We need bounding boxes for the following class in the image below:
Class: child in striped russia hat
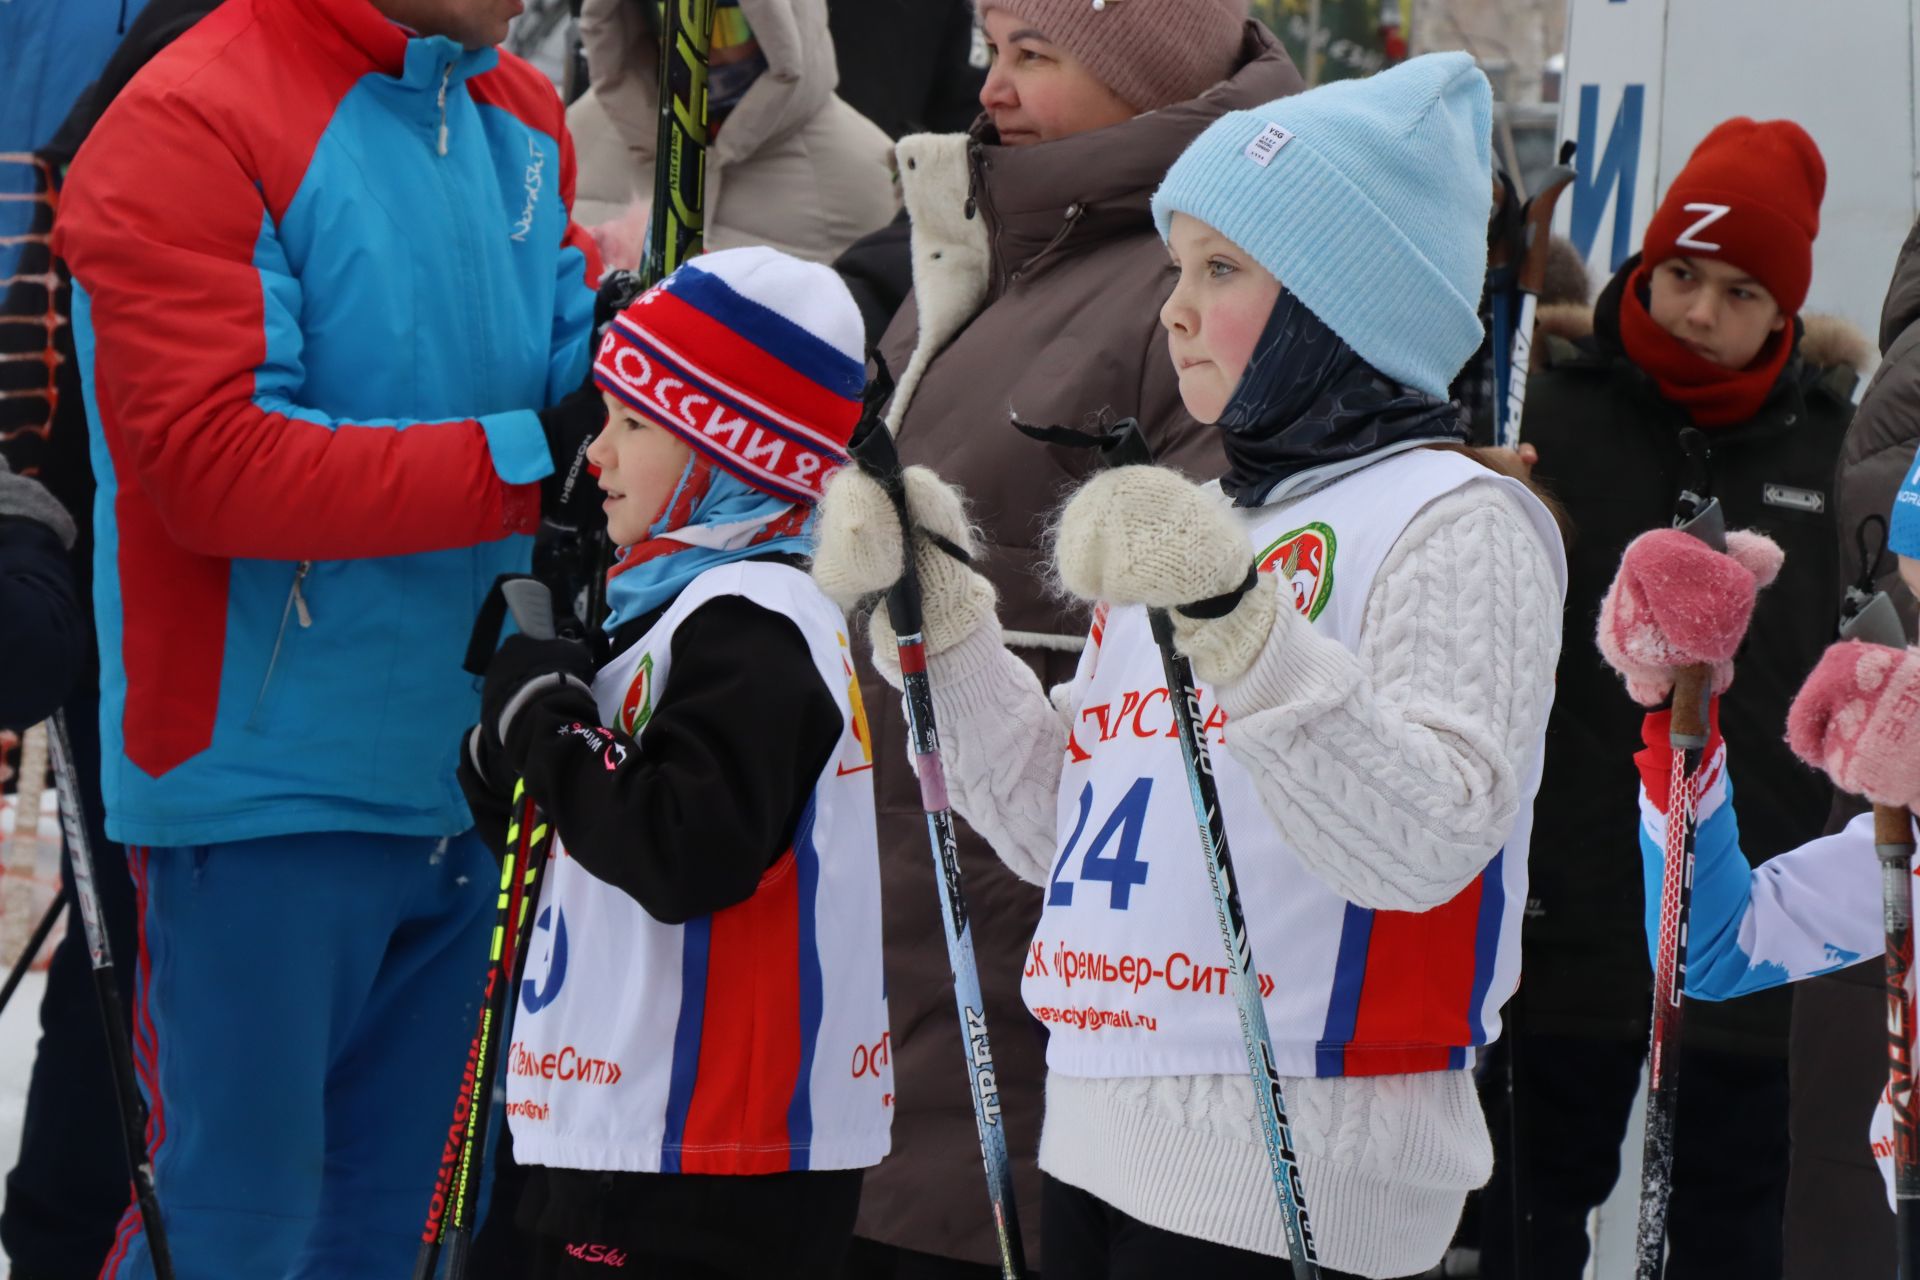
[461,245,892,1279]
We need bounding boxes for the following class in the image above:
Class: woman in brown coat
[848,4,1304,1274]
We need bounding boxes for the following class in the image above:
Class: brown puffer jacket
[852,23,1304,1269]
[1783,217,1920,1280]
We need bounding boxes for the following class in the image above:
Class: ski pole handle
[1669,666,1711,751]
[501,576,558,642]
[1881,806,1916,850]
[858,439,931,642]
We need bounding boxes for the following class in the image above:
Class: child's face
[1646,255,1787,371]
[978,8,1137,146]
[589,394,695,547]
[1160,213,1283,425]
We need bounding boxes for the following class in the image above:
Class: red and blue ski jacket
[53,0,600,848]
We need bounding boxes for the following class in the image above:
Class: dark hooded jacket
[1518,258,1871,1055]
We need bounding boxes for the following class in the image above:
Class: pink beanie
[978,0,1250,112]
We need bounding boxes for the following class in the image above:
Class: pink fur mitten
[1596,527,1784,706]
[1787,641,1920,809]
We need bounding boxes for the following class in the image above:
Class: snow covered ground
[0,970,47,1279]
[0,780,64,1280]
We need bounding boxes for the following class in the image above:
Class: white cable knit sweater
[899,476,1563,1277]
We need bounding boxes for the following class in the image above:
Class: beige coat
[569,0,898,264]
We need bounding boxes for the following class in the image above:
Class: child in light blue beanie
[813,50,1569,1280]
[1152,49,1492,406]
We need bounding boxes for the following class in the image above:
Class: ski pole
[1633,487,1725,1280]
[850,374,1027,1280]
[47,711,174,1279]
[1837,567,1920,1274]
[1877,803,1920,1278]
[582,0,715,633]
[1013,416,1321,1276]
[1497,141,1577,449]
[414,578,562,1280]
[0,893,65,1018]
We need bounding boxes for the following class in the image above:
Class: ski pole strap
[926,531,974,568]
[1176,565,1259,621]
[1010,415,1155,469]
[1013,415,1252,619]
[845,353,900,477]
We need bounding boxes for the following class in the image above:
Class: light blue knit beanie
[1151,52,1492,401]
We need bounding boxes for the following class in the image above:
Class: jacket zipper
[436,64,453,156]
[1013,203,1086,283]
[251,561,314,725]
[969,143,1006,293]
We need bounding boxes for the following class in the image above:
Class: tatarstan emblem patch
[1255,522,1336,621]
[619,653,655,736]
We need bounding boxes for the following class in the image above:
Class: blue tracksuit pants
[99,830,495,1279]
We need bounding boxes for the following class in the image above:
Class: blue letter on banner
[1569,82,1644,272]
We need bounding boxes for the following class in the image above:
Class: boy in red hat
[1485,119,1876,1279]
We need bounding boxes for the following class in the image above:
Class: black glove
[457,724,514,860]
[480,632,598,774]
[537,381,607,534]
[595,269,643,332]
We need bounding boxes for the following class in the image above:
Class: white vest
[509,561,893,1173]
[1024,449,1565,1081]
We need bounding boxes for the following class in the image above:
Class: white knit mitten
[1053,466,1278,686]
[812,463,998,681]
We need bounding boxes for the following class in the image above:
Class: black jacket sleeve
[508,595,844,925]
[0,516,84,730]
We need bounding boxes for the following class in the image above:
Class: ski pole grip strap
[1670,665,1711,749]
[925,531,973,568]
[1176,565,1259,621]
[1011,416,1156,470]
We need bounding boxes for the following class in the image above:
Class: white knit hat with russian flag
[592,246,867,504]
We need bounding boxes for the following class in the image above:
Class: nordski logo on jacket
[511,135,546,243]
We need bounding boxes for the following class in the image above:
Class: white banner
[1556,0,1917,348]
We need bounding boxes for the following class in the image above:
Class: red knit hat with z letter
[1641,117,1826,316]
